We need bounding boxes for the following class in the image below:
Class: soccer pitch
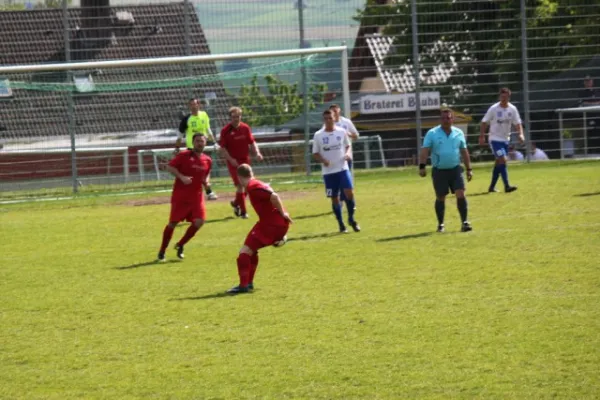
[1,161,599,399]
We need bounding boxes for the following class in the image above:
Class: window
[0,78,13,99]
[73,74,95,93]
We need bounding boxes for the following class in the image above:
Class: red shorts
[244,222,289,252]
[227,159,250,186]
[169,199,206,223]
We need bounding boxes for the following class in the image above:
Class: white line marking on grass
[0,189,172,205]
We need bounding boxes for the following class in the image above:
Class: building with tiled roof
[0,1,230,143]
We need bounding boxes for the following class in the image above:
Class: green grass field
[1,162,600,399]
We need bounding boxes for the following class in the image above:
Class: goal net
[0,47,384,197]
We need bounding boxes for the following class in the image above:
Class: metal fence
[1,0,599,196]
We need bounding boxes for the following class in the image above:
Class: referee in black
[419,108,473,233]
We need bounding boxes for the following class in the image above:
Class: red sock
[159,225,175,252]
[236,192,247,214]
[237,253,252,288]
[177,224,199,246]
[249,253,259,283]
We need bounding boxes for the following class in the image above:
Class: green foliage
[235,74,328,126]
[354,0,600,111]
[1,163,599,399]
[0,0,71,10]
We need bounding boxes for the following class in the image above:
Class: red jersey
[219,122,255,162]
[168,150,212,202]
[246,179,288,227]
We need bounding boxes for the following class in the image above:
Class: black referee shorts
[432,166,465,198]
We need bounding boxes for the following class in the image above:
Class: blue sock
[490,165,500,190]
[498,163,509,188]
[345,199,355,223]
[332,203,343,227]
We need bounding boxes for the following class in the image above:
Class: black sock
[205,187,213,195]
[435,200,445,225]
[457,197,468,223]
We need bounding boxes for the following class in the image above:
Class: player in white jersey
[329,104,360,205]
[479,87,524,193]
[312,110,360,233]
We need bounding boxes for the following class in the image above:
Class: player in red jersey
[226,164,293,294]
[218,107,263,219]
[157,134,212,261]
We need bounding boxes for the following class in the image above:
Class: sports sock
[498,163,509,188]
[332,203,344,227]
[457,197,468,223]
[490,165,500,189]
[345,199,356,222]
[236,192,247,214]
[237,253,252,288]
[435,200,445,225]
[205,186,213,195]
[177,224,199,246]
[159,225,175,252]
[249,253,259,284]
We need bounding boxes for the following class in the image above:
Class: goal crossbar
[0,46,348,74]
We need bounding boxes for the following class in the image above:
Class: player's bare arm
[270,192,293,224]
[219,147,238,166]
[515,123,525,144]
[419,147,431,177]
[251,142,263,162]
[166,165,192,185]
[206,127,217,144]
[344,145,352,161]
[460,148,473,181]
[313,152,330,167]
[479,122,488,146]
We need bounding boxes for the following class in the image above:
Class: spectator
[508,145,524,161]
[579,76,600,106]
[530,142,549,161]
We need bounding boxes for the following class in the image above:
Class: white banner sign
[359,92,441,114]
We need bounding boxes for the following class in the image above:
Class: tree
[234,74,328,126]
[354,0,600,112]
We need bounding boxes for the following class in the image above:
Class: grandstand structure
[0,0,230,141]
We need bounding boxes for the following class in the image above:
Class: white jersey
[336,116,359,138]
[312,127,350,175]
[531,148,549,161]
[482,102,522,142]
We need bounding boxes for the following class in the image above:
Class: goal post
[0,46,354,195]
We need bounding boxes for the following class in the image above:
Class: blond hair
[229,106,242,116]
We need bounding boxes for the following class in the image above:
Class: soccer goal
[0,46,363,195]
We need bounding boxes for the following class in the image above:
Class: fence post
[183,0,193,100]
[411,0,422,159]
[298,0,311,175]
[520,0,532,162]
[63,0,78,193]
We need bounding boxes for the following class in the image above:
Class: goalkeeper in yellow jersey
[176,98,218,200]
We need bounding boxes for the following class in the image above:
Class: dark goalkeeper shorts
[432,166,465,197]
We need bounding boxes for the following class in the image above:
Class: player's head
[236,163,253,186]
[499,88,511,104]
[323,109,335,130]
[188,98,200,113]
[329,104,341,120]
[229,106,242,127]
[440,108,454,127]
[584,75,593,88]
[192,133,207,153]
